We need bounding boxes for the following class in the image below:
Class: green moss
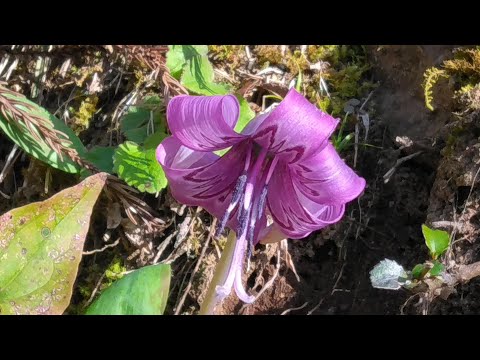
[217,236,227,251]
[208,45,245,73]
[78,286,91,299]
[255,46,310,75]
[105,256,127,283]
[423,67,449,111]
[208,45,244,62]
[256,45,285,67]
[285,50,310,76]
[306,46,373,117]
[70,65,79,75]
[316,94,331,113]
[134,68,147,87]
[72,63,103,87]
[459,83,475,94]
[307,45,341,64]
[188,235,202,258]
[69,95,99,134]
[235,45,373,117]
[423,47,480,111]
[330,64,370,98]
[444,47,480,79]
[65,256,126,315]
[330,97,347,116]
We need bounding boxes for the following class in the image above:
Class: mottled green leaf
[422,224,450,260]
[0,173,107,314]
[85,264,171,315]
[113,141,167,194]
[0,91,86,173]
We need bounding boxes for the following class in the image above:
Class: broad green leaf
[120,95,166,145]
[214,96,255,157]
[144,131,168,150]
[166,45,208,80]
[411,264,427,279]
[85,263,171,315]
[0,91,87,173]
[84,146,115,173]
[429,261,445,277]
[167,45,231,95]
[181,53,230,95]
[166,46,185,79]
[0,173,107,314]
[80,146,116,179]
[421,224,450,260]
[113,141,167,194]
[167,45,230,95]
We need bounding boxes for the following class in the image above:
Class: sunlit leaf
[411,264,427,279]
[0,91,86,173]
[166,45,230,95]
[422,224,450,260]
[113,141,167,194]
[84,146,115,173]
[0,173,107,314]
[429,261,445,277]
[120,95,166,145]
[85,264,171,315]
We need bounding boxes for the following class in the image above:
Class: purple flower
[156,88,365,303]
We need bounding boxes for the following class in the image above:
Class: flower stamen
[216,173,247,238]
[215,143,253,238]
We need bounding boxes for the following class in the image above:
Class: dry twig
[174,218,217,315]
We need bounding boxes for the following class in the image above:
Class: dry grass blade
[105,175,166,234]
[0,85,74,162]
[111,45,188,97]
[0,144,20,186]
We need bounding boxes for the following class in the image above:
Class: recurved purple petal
[167,94,246,152]
[266,163,346,239]
[156,136,247,223]
[251,88,339,164]
[292,142,366,205]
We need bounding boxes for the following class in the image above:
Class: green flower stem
[199,230,237,315]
